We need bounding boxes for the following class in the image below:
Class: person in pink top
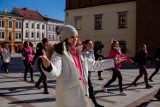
[101,40,132,96]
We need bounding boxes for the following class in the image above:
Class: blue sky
[0,0,65,21]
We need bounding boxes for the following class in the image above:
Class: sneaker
[30,79,34,83]
[154,94,160,100]
[149,78,154,82]
[95,104,104,107]
[146,85,153,89]
[35,84,41,89]
[131,82,137,86]
[120,91,127,96]
[98,77,103,80]
[101,87,107,92]
[43,91,49,94]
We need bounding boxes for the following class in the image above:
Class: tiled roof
[12,7,44,21]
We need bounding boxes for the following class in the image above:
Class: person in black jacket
[94,41,105,80]
[33,38,49,94]
[149,47,160,82]
[131,44,153,88]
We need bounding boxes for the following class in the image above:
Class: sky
[0,0,66,21]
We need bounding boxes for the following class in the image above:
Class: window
[52,26,55,31]
[31,32,34,38]
[15,22,22,29]
[42,33,44,38]
[19,22,22,29]
[74,16,82,30]
[94,14,103,30]
[118,11,128,28]
[37,32,39,38]
[31,23,34,28]
[9,21,12,28]
[8,32,12,41]
[0,20,5,27]
[42,25,45,29]
[37,24,40,29]
[25,30,29,38]
[26,22,29,28]
[119,40,126,54]
[15,32,22,40]
[0,31,5,39]
[48,26,51,31]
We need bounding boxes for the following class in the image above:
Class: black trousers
[24,61,33,81]
[103,69,123,92]
[35,63,48,92]
[3,62,9,72]
[149,62,160,80]
[88,76,98,106]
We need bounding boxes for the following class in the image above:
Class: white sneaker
[120,91,127,96]
[101,87,108,92]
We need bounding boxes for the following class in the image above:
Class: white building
[12,7,46,49]
[44,17,64,45]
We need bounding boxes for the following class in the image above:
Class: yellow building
[0,10,23,53]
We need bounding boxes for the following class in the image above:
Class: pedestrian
[101,40,132,96]
[131,44,153,88]
[21,41,34,82]
[33,38,49,94]
[94,41,106,80]
[0,45,4,70]
[82,39,104,107]
[1,44,11,73]
[40,25,121,107]
[149,47,160,82]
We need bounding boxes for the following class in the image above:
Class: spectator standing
[1,44,11,73]
[94,41,106,80]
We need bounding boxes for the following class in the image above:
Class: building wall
[136,0,160,53]
[65,1,136,57]
[46,21,63,41]
[23,19,46,49]
[0,15,23,53]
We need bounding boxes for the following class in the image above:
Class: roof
[65,0,136,10]
[12,7,45,21]
[0,11,23,18]
[44,17,64,23]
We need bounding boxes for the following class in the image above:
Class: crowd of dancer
[0,24,159,107]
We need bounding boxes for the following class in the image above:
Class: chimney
[22,7,27,10]
[4,8,8,13]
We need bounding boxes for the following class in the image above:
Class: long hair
[54,39,71,55]
[23,41,29,47]
[110,40,118,50]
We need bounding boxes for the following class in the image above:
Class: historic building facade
[45,17,64,45]
[12,7,46,50]
[65,0,136,57]
[0,9,23,53]
[65,0,160,56]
